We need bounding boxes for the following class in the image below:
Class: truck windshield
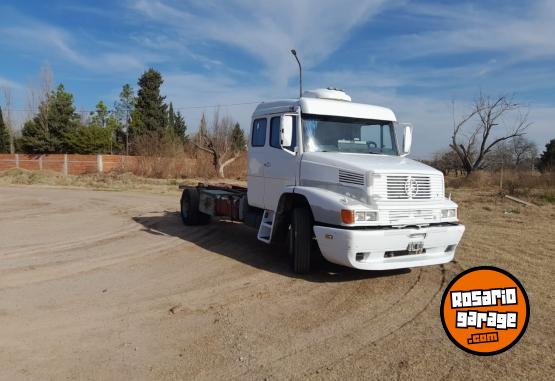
[302,114,398,155]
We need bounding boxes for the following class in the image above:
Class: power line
[6,100,263,113]
[175,101,261,110]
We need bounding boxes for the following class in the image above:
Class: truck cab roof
[253,89,397,122]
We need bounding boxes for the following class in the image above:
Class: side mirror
[402,124,413,156]
[280,115,293,147]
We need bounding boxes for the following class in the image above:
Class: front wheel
[290,207,313,274]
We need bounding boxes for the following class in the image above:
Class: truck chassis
[179,183,315,273]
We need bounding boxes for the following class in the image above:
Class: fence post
[39,155,43,171]
[63,154,68,176]
[15,153,19,169]
[97,154,104,173]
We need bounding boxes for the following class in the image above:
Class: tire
[180,188,211,226]
[290,207,312,274]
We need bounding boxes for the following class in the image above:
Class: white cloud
[0,77,22,90]
[160,70,468,158]
[161,72,283,136]
[0,17,146,74]
[1,0,552,157]
[131,0,392,85]
[393,0,555,60]
[161,67,554,159]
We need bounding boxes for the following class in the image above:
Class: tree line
[0,68,247,177]
[3,74,553,175]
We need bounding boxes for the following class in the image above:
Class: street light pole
[291,49,303,98]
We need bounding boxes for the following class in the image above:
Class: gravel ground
[0,185,553,380]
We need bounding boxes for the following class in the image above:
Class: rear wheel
[290,207,313,274]
[180,188,210,226]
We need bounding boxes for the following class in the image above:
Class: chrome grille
[388,209,435,223]
[339,169,365,186]
[386,175,432,200]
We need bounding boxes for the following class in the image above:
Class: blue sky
[0,0,553,157]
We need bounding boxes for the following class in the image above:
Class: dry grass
[0,168,246,194]
[446,170,555,204]
[131,151,247,180]
[130,133,248,180]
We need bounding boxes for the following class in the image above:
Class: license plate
[407,241,424,254]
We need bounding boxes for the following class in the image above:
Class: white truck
[179,88,465,274]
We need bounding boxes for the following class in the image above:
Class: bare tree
[1,87,15,153]
[450,94,531,175]
[511,136,537,168]
[193,111,243,178]
[487,141,513,171]
[26,66,53,130]
[36,67,53,133]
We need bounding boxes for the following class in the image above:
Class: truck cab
[246,88,464,272]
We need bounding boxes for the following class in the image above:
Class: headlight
[441,209,457,219]
[355,211,378,222]
[341,210,378,224]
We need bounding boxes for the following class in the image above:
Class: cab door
[247,117,267,209]
[263,115,299,211]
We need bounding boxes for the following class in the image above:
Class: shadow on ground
[133,211,410,283]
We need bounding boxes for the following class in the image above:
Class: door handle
[264,162,271,167]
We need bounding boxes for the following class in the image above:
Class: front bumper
[313,223,465,270]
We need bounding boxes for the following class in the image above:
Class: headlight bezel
[355,210,378,222]
[441,208,457,219]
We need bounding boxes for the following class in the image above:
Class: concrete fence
[0,154,139,175]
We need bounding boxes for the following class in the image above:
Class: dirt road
[0,186,553,380]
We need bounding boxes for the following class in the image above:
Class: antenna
[290,49,303,98]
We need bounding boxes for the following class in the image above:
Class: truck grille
[388,209,435,223]
[386,175,433,200]
[338,169,365,186]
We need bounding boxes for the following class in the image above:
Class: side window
[251,118,267,147]
[270,115,297,151]
[270,117,281,148]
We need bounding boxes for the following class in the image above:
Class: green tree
[86,100,124,154]
[114,84,135,155]
[168,102,175,133]
[90,101,109,128]
[166,103,187,144]
[130,69,168,143]
[20,118,53,153]
[49,84,80,151]
[0,106,10,153]
[64,125,113,154]
[20,84,80,153]
[537,139,555,172]
[231,123,246,152]
[114,84,135,125]
[173,110,188,143]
